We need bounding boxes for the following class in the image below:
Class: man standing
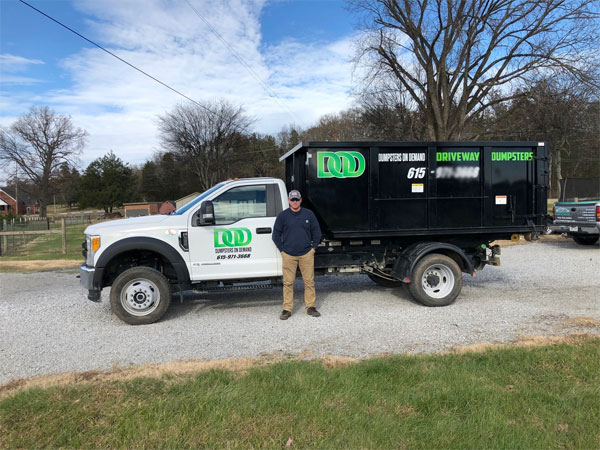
[272,190,322,320]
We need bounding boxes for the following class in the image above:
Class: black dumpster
[280,141,549,239]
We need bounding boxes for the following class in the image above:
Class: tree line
[1,0,598,214]
[0,104,299,216]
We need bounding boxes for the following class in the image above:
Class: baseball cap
[288,190,301,200]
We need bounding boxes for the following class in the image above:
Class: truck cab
[80,178,288,324]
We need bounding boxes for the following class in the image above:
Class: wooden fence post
[2,220,6,255]
[61,218,67,254]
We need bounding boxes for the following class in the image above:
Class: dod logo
[317,151,366,178]
[214,227,252,247]
[214,228,253,260]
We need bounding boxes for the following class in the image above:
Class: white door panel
[187,183,281,281]
[189,217,279,280]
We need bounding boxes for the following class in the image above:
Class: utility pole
[15,163,18,216]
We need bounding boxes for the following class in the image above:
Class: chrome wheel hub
[421,264,454,299]
[121,279,160,316]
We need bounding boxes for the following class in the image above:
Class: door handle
[256,227,272,234]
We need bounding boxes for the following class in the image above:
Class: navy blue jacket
[272,207,322,256]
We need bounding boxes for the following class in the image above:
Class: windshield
[172,182,228,215]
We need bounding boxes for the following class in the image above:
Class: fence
[0,214,98,257]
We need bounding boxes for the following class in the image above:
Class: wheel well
[435,250,465,271]
[102,250,177,287]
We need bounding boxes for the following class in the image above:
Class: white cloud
[1,0,357,173]
[0,54,45,86]
[0,54,44,69]
[0,75,45,85]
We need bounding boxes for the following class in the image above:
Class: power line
[18,0,250,132]
[183,0,306,129]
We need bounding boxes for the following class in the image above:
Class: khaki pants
[281,249,315,312]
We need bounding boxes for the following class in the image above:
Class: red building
[159,201,176,214]
[0,187,40,215]
[123,202,161,218]
[123,201,177,218]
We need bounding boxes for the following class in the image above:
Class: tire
[367,272,404,288]
[408,254,462,307]
[110,266,172,325]
[572,235,599,246]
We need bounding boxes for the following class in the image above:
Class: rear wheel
[367,272,404,288]
[572,235,599,245]
[408,254,462,307]
[110,266,171,325]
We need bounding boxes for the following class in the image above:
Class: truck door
[188,183,282,281]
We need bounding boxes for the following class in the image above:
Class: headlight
[85,235,101,266]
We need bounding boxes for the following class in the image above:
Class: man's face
[288,197,302,211]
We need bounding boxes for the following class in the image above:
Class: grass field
[0,223,86,260]
[1,338,598,449]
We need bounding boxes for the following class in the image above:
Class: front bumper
[79,265,101,302]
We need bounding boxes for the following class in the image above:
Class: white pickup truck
[80,178,288,324]
[80,141,549,325]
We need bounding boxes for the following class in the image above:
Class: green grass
[1,339,599,449]
[0,224,86,260]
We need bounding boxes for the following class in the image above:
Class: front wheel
[110,266,172,325]
[408,254,462,307]
[572,235,599,246]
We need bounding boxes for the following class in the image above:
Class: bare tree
[301,109,367,141]
[158,100,254,191]
[359,87,427,140]
[483,78,600,196]
[0,106,86,216]
[353,0,599,140]
[276,125,302,152]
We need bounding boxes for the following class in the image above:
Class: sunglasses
[289,198,301,202]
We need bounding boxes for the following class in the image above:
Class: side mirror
[197,200,215,226]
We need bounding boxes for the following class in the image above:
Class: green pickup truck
[552,177,599,245]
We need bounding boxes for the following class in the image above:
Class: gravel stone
[0,239,599,384]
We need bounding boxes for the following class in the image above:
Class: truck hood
[85,215,175,235]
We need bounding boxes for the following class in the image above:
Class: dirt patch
[319,355,359,369]
[449,333,597,354]
[561,317,600,328]
[514,333,599,347]
[0,260,81,272]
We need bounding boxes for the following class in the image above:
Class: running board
[193,281,281,294]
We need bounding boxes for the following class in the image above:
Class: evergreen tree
[78,151,137,214]
[139,161,162,201]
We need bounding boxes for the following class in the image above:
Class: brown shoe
[307,307,321,317]
[280,310,292,320]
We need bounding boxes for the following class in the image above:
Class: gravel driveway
[1,239,598,384]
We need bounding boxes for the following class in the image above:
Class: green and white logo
[317,151,366,178]
[214,227,252,248]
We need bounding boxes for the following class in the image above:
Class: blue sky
[0,0,360,180]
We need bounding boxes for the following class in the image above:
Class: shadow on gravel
[165,290,281,320]
[372,282,417,304]
[164,275,417,320]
